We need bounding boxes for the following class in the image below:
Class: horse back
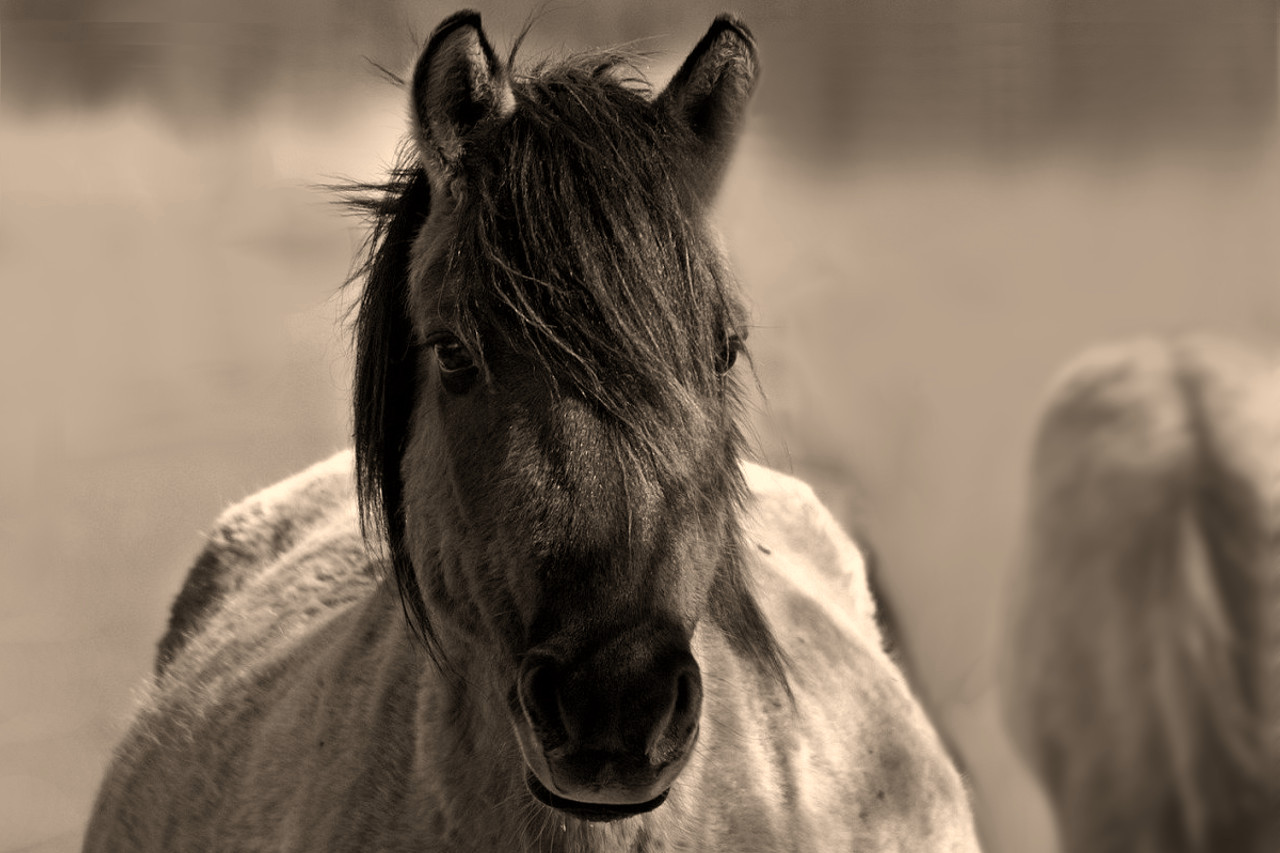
[1006,337,1280,853]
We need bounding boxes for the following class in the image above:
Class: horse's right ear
[411,11,514,195]
[658,15,759,201]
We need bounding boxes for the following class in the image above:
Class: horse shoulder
[88,586,425,852]
[155,450,360,672]
[738,461,882,647]
[88,451,422,851]
[731,461,981,851]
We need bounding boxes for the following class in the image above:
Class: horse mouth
[525,773,669,823]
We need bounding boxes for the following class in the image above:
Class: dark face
[399,200,745,819]
[387,10,761,822]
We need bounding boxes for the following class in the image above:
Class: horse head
[352,11,786,822]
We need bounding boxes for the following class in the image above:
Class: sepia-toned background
[2,1,1277,851]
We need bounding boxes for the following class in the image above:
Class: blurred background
[2,1,1277,851]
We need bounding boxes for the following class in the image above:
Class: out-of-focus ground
[2,2,1278,852]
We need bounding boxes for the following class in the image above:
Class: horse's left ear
[411,10,514,195]
[658,15,759,200]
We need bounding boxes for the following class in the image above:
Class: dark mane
[342,153,435,657]
[343,47,788,690]
[451,56,741,441]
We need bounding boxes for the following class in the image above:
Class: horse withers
[84,12,980,851]
[1004,336,1280,853]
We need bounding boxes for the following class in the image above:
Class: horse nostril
[672,665,701,732]
[518,642,703,776]
[518,655,570,749]
[648,658,702,762]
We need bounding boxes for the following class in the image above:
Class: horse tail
[1003,337,1280,853]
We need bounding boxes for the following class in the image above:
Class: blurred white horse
[82,10,980,852]
[1004,336,1280,853]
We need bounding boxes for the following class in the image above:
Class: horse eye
[432,338,479,393]
[715,334,742,375]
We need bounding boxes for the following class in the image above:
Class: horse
[1003,336,1280,853]
[82,12,981,851]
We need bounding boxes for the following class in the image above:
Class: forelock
[436,52,747,448]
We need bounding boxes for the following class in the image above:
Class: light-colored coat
[84,451,980,852]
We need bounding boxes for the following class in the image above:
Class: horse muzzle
[511,632,703,822]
